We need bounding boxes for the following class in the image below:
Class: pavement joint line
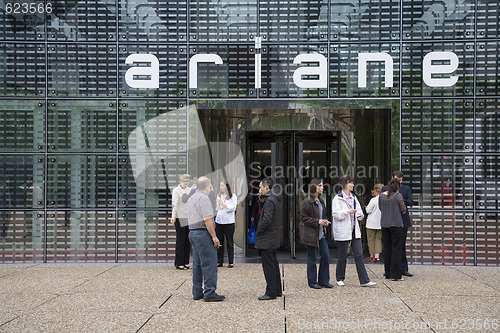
[136,314,155,333]
[175,279,187,290]
[399,297,413,312]
[0,263,41,279]
[382,281,394,293]
[452,267,478,280]
[284,315,287,333]
[453,267,500,292]
[95,263,122,277]
[419,317,436,332]
[2,294,62,326]
[0,315,20,328]
[158,294,173,309]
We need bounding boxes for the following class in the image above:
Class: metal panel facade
[0,0,499,265]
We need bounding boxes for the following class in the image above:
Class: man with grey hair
[187,176,225,302]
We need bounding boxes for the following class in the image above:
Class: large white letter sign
[358,53,394,88]
[292,54,328,89]
[423,51,459,87]
[189,54,223,89]
[125,54,160,89]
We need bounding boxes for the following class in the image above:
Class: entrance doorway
[195,102,393,260]
[247,131,340,258]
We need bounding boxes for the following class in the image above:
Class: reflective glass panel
[0,100,45,152]
[401,42,474,97]
[189,44,254,98]
[401,99,474,153]
[47,1,116,41]
[119,44,186,98]
[402,0,475,40]
[476,156,500,210]
[119,100,187,153]
[118,154,186,208]
[48,100,117,153]
[47,43,117,97]
[0,43,45,97]
[402,155,474,209]
[330,43,399,97]
[0,1,45,40]
[476,213,500,265]
[120,0,187,42]
[476,0,500,39]
[260,0,327,42]
[476,99,500,153]
[262,44,328,98]
[476,42,500,96]
[0,211,44,262]
[118,210,172,261]
[331,0,399,41]
[410,211,474,265]
[189,0,256,42]
[0,155,44,209]
[46,155,116,208]
[46,210,116,262]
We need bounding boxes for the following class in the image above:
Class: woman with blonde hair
[365,183,384,262]
[170,174,192,269]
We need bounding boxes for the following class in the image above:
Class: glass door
[247,131,340,258]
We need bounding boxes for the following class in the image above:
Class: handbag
[248,218,256,244]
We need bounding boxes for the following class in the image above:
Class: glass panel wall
[1,0,499,265]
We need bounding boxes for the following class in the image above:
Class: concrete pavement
[1,263,499,332]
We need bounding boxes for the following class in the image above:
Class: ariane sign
[124,38,459,90]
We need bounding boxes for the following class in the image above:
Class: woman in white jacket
[365,183,384,263]
[215,181,238,268]
[332,176,376,287]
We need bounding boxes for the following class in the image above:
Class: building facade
[1,0,499,265]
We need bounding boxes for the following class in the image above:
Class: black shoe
[320,283,334,288]
[228,264,234,268]
[193,295,203,300]
[403,272,413,277]
[204,294,225,302]
[258,295,276,300]
[218,263,223,267]
[309,284,321,289]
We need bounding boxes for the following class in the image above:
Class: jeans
[336,230,370,284]
[306,237,330,286]
[189,229,218,299]
[215,223,235,265]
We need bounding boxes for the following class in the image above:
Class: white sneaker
[361,281,377,287]
[336,280,345,287]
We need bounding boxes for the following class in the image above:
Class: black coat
[255,187,283,250]
[300,196,328,247]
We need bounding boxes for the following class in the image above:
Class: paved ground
[1,263,499,332]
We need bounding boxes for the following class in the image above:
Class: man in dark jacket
[255,178,282,300]
[382,170,414,277]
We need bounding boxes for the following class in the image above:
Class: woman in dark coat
[379,178,407,281]
[300,179,333,289]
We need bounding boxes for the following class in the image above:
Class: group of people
[364,171,414,279]
[170,174,237,272]
[172,171,413,302]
